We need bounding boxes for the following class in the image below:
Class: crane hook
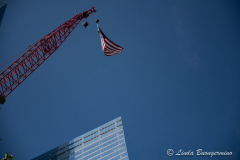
[82,21,88,28]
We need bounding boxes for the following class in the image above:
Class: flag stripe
[104,37,123,49]
[105,39,123,50]
[104,43,122,52]
[100,36,122,52]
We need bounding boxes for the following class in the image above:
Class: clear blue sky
[0,0,240,159]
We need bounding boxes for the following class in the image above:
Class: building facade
[32,117,129,160]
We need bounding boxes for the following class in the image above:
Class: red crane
[0,7,96,104]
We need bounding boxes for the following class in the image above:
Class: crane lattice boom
[0,7,96,104]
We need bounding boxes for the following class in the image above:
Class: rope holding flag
[96,19,123,56]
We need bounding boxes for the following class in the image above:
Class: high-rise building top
[0,1,7,8]
[32,117,129,160]
[0,0,7,26]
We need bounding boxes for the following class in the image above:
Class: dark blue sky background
[0,0,240,159]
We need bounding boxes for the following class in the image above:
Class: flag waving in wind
[97,24,123,56]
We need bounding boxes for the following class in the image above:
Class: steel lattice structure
[0,7,96,104]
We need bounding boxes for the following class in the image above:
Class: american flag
[98,26,123,56]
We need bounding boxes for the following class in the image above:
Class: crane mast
[0,7,96,104]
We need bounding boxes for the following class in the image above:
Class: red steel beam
[0,7,96,101]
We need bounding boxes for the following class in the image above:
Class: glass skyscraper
[32,117,129,160]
